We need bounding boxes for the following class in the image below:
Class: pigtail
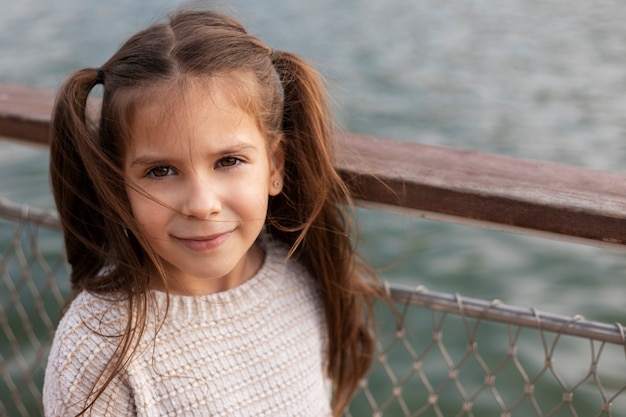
[50,69,111,293]
[269,51,378,416]
[268,51,338,243]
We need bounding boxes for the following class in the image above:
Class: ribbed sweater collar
[147,234,292,323]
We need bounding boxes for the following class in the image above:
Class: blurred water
[1,0,625,391]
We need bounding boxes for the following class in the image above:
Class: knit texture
[43,236,331,416]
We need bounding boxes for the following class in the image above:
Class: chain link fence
[0,199,69,417]
[347,286,626,417]
[1,198,625,417]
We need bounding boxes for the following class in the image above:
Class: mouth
[174,231,232,252]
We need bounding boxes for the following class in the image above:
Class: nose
[180,175,222,219]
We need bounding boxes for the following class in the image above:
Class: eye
[216,157,241,168]
[147,166,176,178]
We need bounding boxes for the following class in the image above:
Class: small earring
[273,180,281,188]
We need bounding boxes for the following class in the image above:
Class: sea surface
[2,0,626,414]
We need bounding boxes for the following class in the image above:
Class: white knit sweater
[43,237,331,416]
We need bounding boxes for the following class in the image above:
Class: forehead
[124,75,268,160]
[129,73,261,130]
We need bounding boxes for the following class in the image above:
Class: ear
[268,138,285,196]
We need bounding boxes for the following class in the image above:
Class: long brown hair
[50,8,378,416]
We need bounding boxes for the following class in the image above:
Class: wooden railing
[3,82,626,249]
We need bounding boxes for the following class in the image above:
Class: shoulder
[260,234,325,319]
[257,235,322,308]
[51,290,128,346]
[261,233,310,280]
[43,291,132,416]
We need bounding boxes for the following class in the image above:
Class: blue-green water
[2,0,626,415]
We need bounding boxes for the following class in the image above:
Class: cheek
[126,179,174,212]
[126,189,165,229]
[228,177,271,215]
[126,187,144,217]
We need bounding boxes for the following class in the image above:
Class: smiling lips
[174,231,232,252]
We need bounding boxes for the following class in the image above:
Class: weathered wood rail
[3,82,626,249]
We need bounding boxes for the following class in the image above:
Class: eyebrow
[129,142,259,167]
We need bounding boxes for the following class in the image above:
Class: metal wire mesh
[1,198,625,417]
[0,199,69,417]
[346,287,626,417]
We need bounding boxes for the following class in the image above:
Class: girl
[44,8,378,417]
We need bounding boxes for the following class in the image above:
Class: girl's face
[124,79,283,295]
